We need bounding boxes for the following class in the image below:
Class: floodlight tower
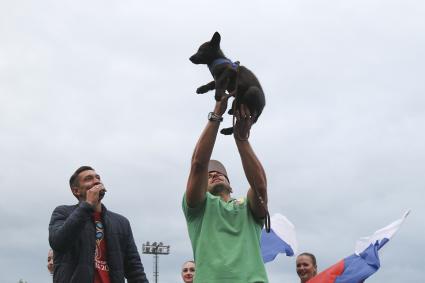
[142,241,170,283]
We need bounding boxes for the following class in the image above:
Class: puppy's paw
[220,127,234,135]
[196,86,209,94]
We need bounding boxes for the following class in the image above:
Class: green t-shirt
[182,192,269,283]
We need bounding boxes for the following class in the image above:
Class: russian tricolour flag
[308,210,410,283]
[260,213,298,263]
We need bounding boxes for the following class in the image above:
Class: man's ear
[211,32,221,48]
[71,187,80,198]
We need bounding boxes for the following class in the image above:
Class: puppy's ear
[211,32,221,48]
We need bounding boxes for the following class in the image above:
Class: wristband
[208,112,223,122]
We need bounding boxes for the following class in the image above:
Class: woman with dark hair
[296,252,317,283]
[181,260,195,283]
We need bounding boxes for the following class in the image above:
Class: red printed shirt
[93,212,111,283]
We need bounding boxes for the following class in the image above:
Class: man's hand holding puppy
[234,104,255,141]
[213,94,231,117]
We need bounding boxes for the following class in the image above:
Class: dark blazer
[49,202,149,283]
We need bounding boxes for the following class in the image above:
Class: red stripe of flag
[307,259,345,283]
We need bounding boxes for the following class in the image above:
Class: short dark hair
[298,252,317,268]
[69,166,94,188]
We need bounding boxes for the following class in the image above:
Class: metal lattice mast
[142,241,170,283]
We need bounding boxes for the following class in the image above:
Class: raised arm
[49,186,105,252]
[234,104,268,219]
[186,95,229,208]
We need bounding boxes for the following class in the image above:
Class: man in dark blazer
[49,166,149,283]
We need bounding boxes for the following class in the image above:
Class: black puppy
[189,32,265,136]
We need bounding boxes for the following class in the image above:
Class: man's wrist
[213,103,225,116]
[80,201,96,212]
[235,136,249,143]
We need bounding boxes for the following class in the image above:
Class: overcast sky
[1,0,424,282]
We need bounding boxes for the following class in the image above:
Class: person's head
[69,166,104,201]
[47,249,54,275]
[181,260,195,283]
[296,252,317,283]
[207,160,232,198]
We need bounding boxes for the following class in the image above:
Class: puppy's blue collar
[208,58,238,74]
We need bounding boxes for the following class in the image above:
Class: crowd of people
[177,254,318,283]
[48,251,318,282]
[47,94,320,283]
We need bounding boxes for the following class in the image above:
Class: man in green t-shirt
[183,95,269,283]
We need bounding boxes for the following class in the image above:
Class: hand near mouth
[86,184,107,208]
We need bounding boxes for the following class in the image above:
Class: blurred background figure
[47,249,54,275]
[181,260,195,283]
[296,252,317,283]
